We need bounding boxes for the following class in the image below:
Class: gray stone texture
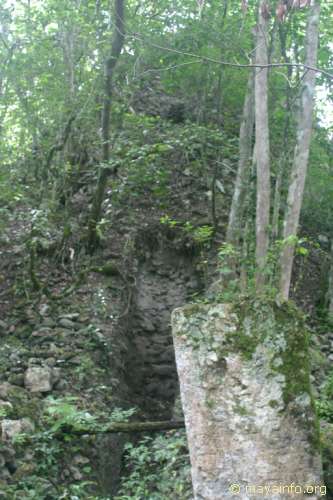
[172,302,323,500]
[24,366,53,392]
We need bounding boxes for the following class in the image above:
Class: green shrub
[116,431,192,500]
[317,369,333,422]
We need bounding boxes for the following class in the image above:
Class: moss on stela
[233,403,249,416]
[232,300,317,430]
[206,299,274,361]
[205,397,216,409]
[273,311,310,406]
[180,303,204,319]
[213,299,311,399]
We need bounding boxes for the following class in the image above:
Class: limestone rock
[31,327,53,338]
[24,366,53,392]
[172,301,323,500]
[70,465,83,481]
[51,367,61,384]
[59,313,79,321]
[1,418,34,441]
[0,383,16,399]
[58,318,76,329]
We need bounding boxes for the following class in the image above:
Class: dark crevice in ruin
[123,243,201,420]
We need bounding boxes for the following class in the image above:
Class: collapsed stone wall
[0,227,201,497]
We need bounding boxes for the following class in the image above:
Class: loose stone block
[1,418,34,441]
[24,366,53,392]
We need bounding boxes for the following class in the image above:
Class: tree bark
[271,22,293,242]
[87,0,125,251]
[254,2,270,291]
[226,69,255,252]
[328,238,333,321]
[279,0,320,301]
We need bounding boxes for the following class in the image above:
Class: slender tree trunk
[271,163,282,240]
[215,0,228,124]
[0,46,13,140]
[226,69,255,251]
[239,143,257,291]
[240,219,250,292]
[327,238,333,321]
[61,22,77,108]
[87,0,125,251]
[279,0,320,301]
[255,2,270,291]
[271,22,293,241]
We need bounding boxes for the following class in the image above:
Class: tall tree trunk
[271,23,293,241]
[255,1,270,291]
[226,69,255,252]
[87,0,125,251]
[215,0,228,124]
[239,143,257,291]
[278,0,320,301]
[327,237,333,321]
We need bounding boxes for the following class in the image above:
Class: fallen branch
[57,420,185,437]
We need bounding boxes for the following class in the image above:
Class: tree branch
[130,33,332,80]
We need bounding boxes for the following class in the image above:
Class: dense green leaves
[116,431,192,500]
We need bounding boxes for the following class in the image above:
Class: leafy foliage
[116,431,192,500]
[3,398,137,499]
[317,370,333,423]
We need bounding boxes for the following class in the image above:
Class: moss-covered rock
[172,299,323,499]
